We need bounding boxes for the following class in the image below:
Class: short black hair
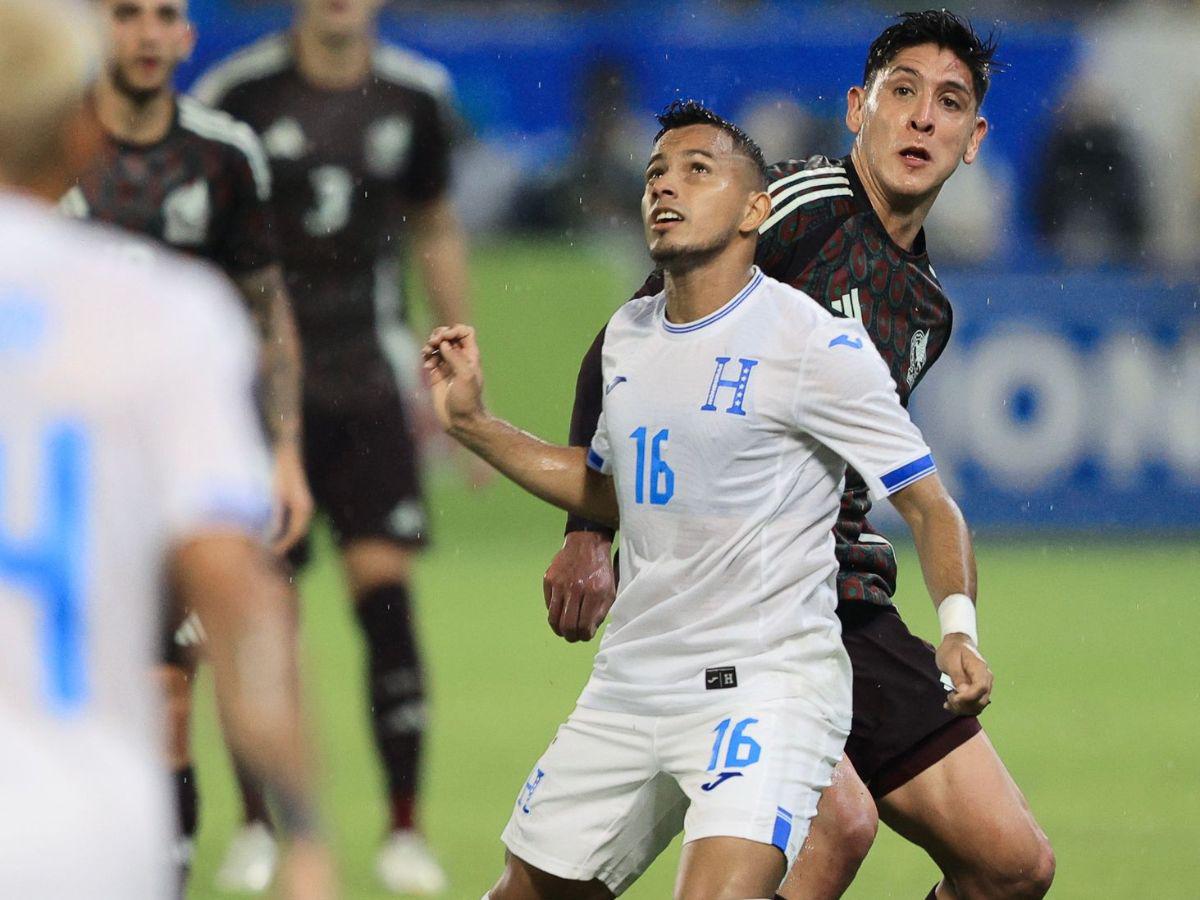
[863,10,1002,107]
[653,99,769,190]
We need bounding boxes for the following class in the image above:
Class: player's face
[296,0,385,41]
[847,43,988,204]
[101,0,194,101]
[642,124,765,267]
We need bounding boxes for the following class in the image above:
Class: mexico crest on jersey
[906,329,929,387]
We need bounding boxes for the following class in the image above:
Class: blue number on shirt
[707,717,762,770]
[629,426,674,506]
[0,422,89,713]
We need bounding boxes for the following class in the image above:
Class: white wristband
[937,593,978,645]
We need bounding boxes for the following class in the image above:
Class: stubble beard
[109,61,166,108]
[648,226,737,275]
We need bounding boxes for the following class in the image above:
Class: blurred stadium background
[180,1,1199,897]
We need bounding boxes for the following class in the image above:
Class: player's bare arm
[411,195,472,326]
[236,264,313,551]
[422,324,619,526]
[888,472,992,716]
[170,535,334,898]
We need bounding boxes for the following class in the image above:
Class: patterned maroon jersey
[567,154,953,608]
[62,95,277,278]
[194,34,458,410]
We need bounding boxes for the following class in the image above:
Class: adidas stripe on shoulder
[760,161,852,234]
[191,33,290,108]
[177,96,273,201]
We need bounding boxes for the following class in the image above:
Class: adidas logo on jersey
[832,288,862,321]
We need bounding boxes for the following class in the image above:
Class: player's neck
[662,252,757,326]
[93,80,174,145]
[293,24,374,90]
[850,144,936,253]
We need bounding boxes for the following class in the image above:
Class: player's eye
[894,85,913,97]
[645,168,662,182]
[691,162,709,174]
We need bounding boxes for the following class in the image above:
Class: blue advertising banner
[909,273,1200,530]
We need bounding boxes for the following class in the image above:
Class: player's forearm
[891,473,977,605]
[238,267,304,447]
[413,198,471,326]
[449,412,619,526]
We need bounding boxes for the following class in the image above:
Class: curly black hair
[864,10,1003,107]
[653,99,769,189]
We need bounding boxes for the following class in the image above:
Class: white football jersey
[582,268,935,719]
[0,195,271,898]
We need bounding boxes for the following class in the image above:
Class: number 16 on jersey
[629,427,674,505]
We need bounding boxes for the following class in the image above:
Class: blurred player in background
[195,0,472,892]
[61,0,313,886]
[424,101,988,900]
[0,2,331,897]
[546,11,1055,900]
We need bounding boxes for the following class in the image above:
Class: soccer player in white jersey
[422,100,990,899]
[0,2,332,897]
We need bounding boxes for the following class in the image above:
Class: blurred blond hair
[0,0,101,183]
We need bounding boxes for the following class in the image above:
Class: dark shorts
[840,602,982,799]
[289,395,428,569]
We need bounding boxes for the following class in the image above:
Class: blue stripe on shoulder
[586,448,606,472]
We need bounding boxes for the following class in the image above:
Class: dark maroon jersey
[62,95,277,278]
[194,34,458,410]
[567,154,953,608]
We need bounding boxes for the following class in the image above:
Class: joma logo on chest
[701,357,758,416]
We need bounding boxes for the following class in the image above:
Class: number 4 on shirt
[629,426,674,505]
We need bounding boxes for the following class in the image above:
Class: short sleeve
[214,133,279,276]
[587,411,613,476]
[398,84,458,205]
[147,272,273,543]
[795,318,935,502]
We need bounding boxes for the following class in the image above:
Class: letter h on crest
[701,357,758,416]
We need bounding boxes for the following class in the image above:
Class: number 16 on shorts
[701,717,761,792]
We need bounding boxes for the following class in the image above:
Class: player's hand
[275,837,338,900]
[421,324,486,431]
[543,531,616,642]
[271,441,314,554]
[936,633,993,716]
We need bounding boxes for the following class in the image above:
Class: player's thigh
[666,696,848,891]
[501,705,685,896]
[838,603,980,797]
[877,730,1051,883]
[321,400,429,583]
[777,755,878,900]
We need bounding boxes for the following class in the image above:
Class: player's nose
[909,99,935,133]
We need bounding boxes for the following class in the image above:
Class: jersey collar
[661,267,765,335]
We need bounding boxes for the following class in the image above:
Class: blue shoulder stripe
[880,453,936,492]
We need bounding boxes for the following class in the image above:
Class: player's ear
[845,85,866,136]
[181,21,197,61]
[740,189,771,236]
[962,115,988,165]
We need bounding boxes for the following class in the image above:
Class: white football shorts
[500,694,847,895]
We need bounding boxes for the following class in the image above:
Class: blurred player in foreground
[195,0,472,891]
[547,11,1054,899]
[423,101,987,900]
[0,1,330,897]
[61,0,313,885]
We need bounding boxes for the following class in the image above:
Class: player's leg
[876,731,1055,899]
[835,603,1054,899]
[500,704,685,898]
[669,694,849,900]
[324,398,442,892]
[158,613,199,893]
[775,756,878,900]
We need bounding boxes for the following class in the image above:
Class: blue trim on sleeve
[771,807,794,853]
[586,448,606,473]
[880,453,937,493]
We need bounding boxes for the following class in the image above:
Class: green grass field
[188,241,1200,898]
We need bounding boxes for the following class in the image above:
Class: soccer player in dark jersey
[193,0,471,892]
[62,0,313,889]
[546,11,1055,900]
